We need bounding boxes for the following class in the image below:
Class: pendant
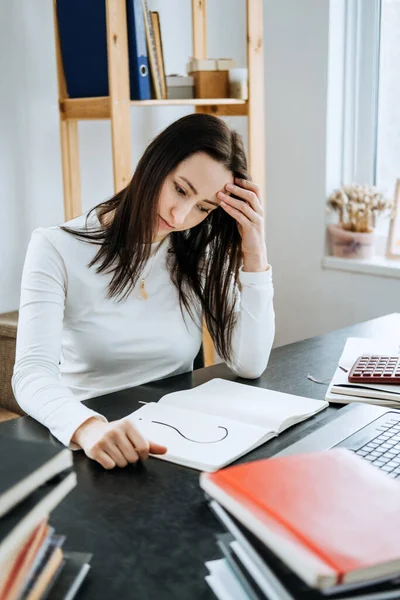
[140,279,148,300]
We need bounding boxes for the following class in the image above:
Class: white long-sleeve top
[12,212,275,447]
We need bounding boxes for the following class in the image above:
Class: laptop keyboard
[352,415,400,478]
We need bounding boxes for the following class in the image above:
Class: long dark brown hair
[61,113,249,361]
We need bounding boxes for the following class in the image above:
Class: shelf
[60,97,110,120]
[60,97,248,120]
[131,98,246,106]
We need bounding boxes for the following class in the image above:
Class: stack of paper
[326,338,400,407]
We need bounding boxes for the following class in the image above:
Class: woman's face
[155,152,233,241]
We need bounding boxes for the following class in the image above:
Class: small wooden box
[189,71,229,99]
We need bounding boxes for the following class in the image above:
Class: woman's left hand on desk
[72,417,167,469]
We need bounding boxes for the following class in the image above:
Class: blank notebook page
[159,379,327,431]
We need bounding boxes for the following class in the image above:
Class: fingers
[219,197,264,230]
[234,178,261,196]
[124,422,167,456]
[112,429,140,465]
[123,420,150,461]
[226,179,263,214]
[149,441,168,455]
[219,199,251,226]
[217,178,263,225]
[101,440,129,468]
[96,450,116,470]
[218,193,262,225]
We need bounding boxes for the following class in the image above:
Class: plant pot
[328,224,376,259]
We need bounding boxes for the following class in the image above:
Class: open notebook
[126,379,328,471]
[326,338,400,407]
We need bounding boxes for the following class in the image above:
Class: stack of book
[200,449,400,600]
[0,440,91,600]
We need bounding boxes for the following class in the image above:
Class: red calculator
[348,355,400,384]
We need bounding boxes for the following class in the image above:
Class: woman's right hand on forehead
[71,416,167,469]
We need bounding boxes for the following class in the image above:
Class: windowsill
[322,255,400,279]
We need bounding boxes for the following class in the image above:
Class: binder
[56,0,151,100]
[127,0,151,100]
[56,1,109,98]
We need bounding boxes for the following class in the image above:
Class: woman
[13,114,275,469]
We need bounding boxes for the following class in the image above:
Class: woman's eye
[198,206,211,214]
[175,183,186,196]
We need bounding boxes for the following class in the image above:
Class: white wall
[264,0,400,346]
[0,2,31,310]
[1,0,399,345]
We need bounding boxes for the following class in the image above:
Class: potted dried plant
[327,183,392,259]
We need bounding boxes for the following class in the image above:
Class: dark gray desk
[1,313,398,600]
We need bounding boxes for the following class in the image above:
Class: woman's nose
[169,203,192,226]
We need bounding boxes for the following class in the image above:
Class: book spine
[150,12,167,100]
[141,0,163,99]
[128,0,151,100]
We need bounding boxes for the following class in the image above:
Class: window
[376,0,400,196]
[324,0,400,274]
[343,0,400,204]
[341,0,380,186]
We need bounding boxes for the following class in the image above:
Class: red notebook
[200,449,400,590]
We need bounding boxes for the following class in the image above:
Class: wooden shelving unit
[53,0,265,366]
[60,97,248,120]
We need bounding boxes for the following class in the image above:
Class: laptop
[275,403,400,479]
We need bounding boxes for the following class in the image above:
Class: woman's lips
[158,216,175,230]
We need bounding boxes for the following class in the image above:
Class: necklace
[138,243,161,300]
